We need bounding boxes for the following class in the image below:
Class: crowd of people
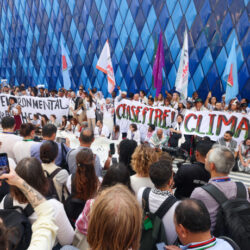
[0,83,249,250]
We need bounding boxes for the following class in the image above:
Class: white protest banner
[181,110,249,143]
[0,94,69,123]
[115,99,177,140]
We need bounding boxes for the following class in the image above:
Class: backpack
[63,174,85,228]
[44,168,62,200]
[201,182,250,250]
[60,142,69,172]
[0,194,33,250]
[140,188,177,250]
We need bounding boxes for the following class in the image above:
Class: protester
[30,124,70,166]
[174,140,213,199]
[85,94,96,131]
[0,168,58,249]
[73,163,133,249]
[65,148,100,228]
[118,139,137,175]
[41,114,49,127]
[191,146,250,231]
[59,115,70,130]
[87,184,142,250]
[66,128,102,177]
[8,96,22,130]
[0,116,22,161]
[49,114,60,127]
[149,128,168,149]
[130,144,159,194]
[40,141,69,201]
[166,199,235,250]
[13,123,37,162]
[111,125,120,140]
[169,114,184,148]
[127,123,141,144]
[238,137,250,173]
[94,120,110,138]
[216,131,237,157]
[0,158,74,247]
[138,160,179,244]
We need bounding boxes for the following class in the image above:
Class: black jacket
[174,162,210,199]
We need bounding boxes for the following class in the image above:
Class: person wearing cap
[191,98,207,111]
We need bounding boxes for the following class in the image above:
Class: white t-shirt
[94,125,110,138]
[0,133,22,161]
[137,187,179,245]
[130,175,154,195]
[86,102,96,119]
[13,140,38,163]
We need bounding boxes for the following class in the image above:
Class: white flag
[175,29,189,99]
[96,40,116,93]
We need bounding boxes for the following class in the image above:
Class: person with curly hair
[130,144,159,194]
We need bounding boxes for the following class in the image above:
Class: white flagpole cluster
[175,29,189,100]
[96,40,116,93]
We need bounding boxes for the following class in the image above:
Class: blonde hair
[131,145,159,177]
[87,184,142,250]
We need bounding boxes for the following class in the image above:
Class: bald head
[80,128,94,145]
[156,129,163,139]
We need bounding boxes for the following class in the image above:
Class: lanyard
[212,177,231,182]
[23,139,34,141]
[185,237,216,249]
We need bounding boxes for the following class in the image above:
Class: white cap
[121,91,127,95]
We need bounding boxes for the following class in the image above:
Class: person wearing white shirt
[127,123,141,145]
[13,123,38,163]
[0,117,22,162]
[102,98,114,133]
[86,95,96,131]
[94,120,110,138]
[137,160,179,245]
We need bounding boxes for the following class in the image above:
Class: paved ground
[172,159,250,187]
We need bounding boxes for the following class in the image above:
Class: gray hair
[208,145,235,174]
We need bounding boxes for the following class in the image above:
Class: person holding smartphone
[0,169,58,249]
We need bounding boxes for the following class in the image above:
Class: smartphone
[56,137,66,144]
[110,143,115,155]
[0,153,10,176]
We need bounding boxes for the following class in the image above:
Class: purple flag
[153,32,165,97]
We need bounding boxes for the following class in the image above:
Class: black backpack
[0,194,33,250]
[140,188,177,250]
[201,182,250,250]
[44,168,62,200]
[60,142,69,172]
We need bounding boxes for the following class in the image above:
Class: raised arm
[0,169,45,208]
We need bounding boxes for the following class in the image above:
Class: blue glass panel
[166,0,177,15]
[172,2,182,30]
[147,6,157,33]
[193,64,204,89]
[216,47,227,76]
[164,19,175,46]
[200,0,211,26]
[206,63,219,89]
[185,0,197,29]
[201,48,213,75]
